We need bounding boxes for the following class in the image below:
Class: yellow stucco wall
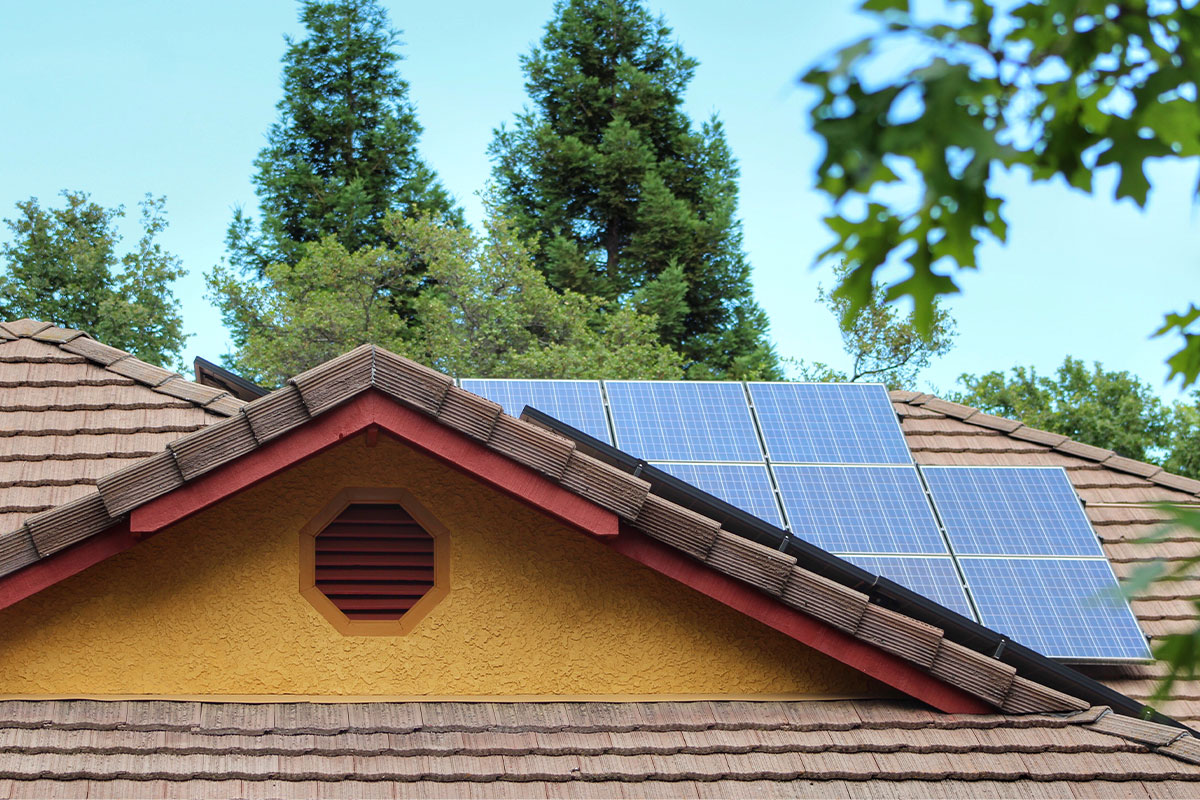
[0,434,884,697]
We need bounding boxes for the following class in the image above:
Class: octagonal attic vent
[301,489,449,635]
[316,504,434,619]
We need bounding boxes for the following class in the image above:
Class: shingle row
[891,390,1200,496]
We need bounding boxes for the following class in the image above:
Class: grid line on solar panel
[460,379,612,444]
[921,466,1103,557]
[842,555,976,619]
[651,463,785,528]
[748,382,912,465]
[960,557,1150,660]
[773,465,949,555]
[604,381,763,462]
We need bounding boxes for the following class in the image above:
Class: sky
[1,1,1197,398]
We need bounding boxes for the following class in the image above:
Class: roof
[2,320,1200,792]
[0,699,1198,797]
[0,320,242,536]
[891,391,1200,726]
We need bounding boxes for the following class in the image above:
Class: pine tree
[229,0,459,275]
[489,0,779,378]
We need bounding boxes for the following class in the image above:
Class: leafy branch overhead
[802,0,1200,382]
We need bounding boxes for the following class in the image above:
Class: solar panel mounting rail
[518,405,1189,733]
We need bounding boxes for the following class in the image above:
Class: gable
[0,433,884,698]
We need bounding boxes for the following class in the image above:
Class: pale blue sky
[1,1,1196,397]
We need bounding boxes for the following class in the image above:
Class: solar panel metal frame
[773,464,951,556]
[747,380,913,465]
[919,465,1105,558]
[604,379,764,463]
[459,378,614,445]
[959,555,1151,662]
[650,462,786,528]
[841,554,976,620]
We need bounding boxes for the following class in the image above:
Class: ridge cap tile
[1,319,53,338]
[1150,470,1200,496]
[1053,438,1118,462]
[1100,454,1165,480]
[1007,425,1070,447]
[920,397,978,421]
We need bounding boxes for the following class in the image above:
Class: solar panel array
[460,378,1149,661]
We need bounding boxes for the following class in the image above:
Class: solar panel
[460,379,612,444]
[652,463,784,528]
[748,382,910,464]
[922,467,1102,557]
[774,466,948,555]
[843,555,975,618]
[606,381,762,462]
[960,558,1150,660]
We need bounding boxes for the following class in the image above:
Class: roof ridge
[0,343,1129,724]
[0,318,243,418]
[891,389,1200,498]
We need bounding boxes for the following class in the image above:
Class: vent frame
[299,487,450,636]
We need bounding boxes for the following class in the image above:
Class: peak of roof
[890,389,1200,497]
[0,319,243,418]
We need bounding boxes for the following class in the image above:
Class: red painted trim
[130,390,618,539]
[604,524,993,715]
[0,522,137,611]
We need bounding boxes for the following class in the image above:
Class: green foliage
[208,238,410,386]
[953,358,1183,466]
[208,204,682,388]
[230,0,459,277]
[803,0,1200,377]
[0,191,186,368]
[490,0,780,379]
[797,262,956,389]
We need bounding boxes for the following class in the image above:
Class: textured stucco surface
[0,434,884,697]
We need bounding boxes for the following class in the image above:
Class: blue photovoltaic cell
[922,467,1102,557]
[961,558,1150,660]
[843,555,975,619]
[748,382,911,465]
[606,381,762,462]
[774,466,948,555]
[652,463,784,528]
[460,379,612,444]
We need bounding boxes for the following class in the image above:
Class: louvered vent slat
[314,503,436,620]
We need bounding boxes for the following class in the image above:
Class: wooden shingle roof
[0,319,241,535]
[0,699,1197,797]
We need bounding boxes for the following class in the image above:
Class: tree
[229,0,459,278]
[952,358,1187,469]
[208,204,683,388]
[803,0,1200,702]
[490,0,779,379]
[797,262,956,389]
[0,191,186,368]
[801,0,1200,379]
